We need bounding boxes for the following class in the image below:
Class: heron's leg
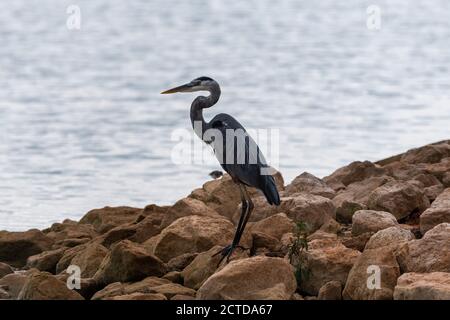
[235,185,254,245]
[214,183,249,265]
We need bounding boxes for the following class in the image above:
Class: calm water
[1,1,450,231]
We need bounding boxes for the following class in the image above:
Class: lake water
[1,0,449,231]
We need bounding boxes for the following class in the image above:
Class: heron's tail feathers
[261,174,281,206]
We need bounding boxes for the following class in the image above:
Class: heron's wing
[208,113,269,187]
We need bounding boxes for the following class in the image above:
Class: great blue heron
[161,76,281,264]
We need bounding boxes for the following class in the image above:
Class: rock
[382,161,427,182]
[182,246,224,290]
[145,283,196,299]
[162,198,222,228]
[365,227,415,250]
[105,293,167,300]
[343,246,401,300]
[333,176,394,223]
[162,271,183,284]
[189,175,246,219]
[171,294,196,300]
[0,287,9,299]
[342,232,374,252]
[401,142,450,164]
[26,247,67,273]
[443,172,450,187]
[249,213,295,240]
[323,161,386,190]
[425,157,450,180]
[424,184,445,202]
[252,232,281,252]
[99,214,165,249]
[298,239,360,295]
[167,253,198,272]
[70,243,109,278]
[394,272,450,300]
[0,262,13,279]
[0,229,54,267]
[94,240,167,285]
[18,271,84,300]
[0,273,28,299]
[247,193,336,233]
[43,221,97,247]
[397,223,450,273]
[351,210,398,236]
[285,172,336,199]
[79,206,143,234]
[56,244,88,274]
[420,188,450,234]
[146,215,234,262]
[318,281,342,300]
[91,282,125,300]
[319,219,342,234]
[367,181,430,220]
[197,256,296,300]
[91,276,194,300]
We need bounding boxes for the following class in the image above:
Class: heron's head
[161,76,217,94]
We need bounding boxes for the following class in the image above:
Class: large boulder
[197,256,296,300]
[56,244,89,274]
[342,226,413,300]
[0,262,14,279]
[0,273,29,299]
[162,198,222,228]
[105,293,167,300]
[246,193,336,233]
[317,281,342,300]
[397,223,450,273]
[394,272,450,300]
[17,271,84,300]
[285,172,335,199]
[145,215,234,262]
[93,240,167,285]
[43,220,97,247]
[25,247,67,273]
[323,161,386,191]
[401,142,450,164]
[332,176,394,223]
[420,188,450,234]
[298,239,360,295]
[426,157,450,183]
[91,276,195,300]
[0,230,54,267]
[181,246,224,290]
[79,206,143,234]
[343,245,401,300]
[365,227,415,250]
[70,243,109,278]
[367,181,430,220]
[99,214,166,248]
[351,210,398,236]
[249,213,295,240]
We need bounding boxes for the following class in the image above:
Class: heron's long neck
[190,83,221,138]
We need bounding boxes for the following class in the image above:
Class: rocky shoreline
[1,140,449,300]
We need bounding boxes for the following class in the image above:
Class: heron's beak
[160,83,192,94]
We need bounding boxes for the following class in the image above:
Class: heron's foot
[213,244,247,266]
